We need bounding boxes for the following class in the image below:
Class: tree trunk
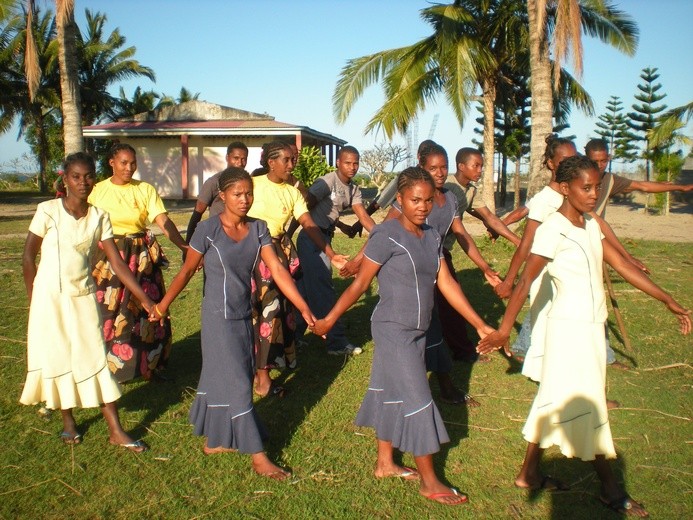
[527,0,553,198]
[500,152,508,207]
[513,157,521,209]
[57,0,83,155]
[35,107,48,193]
[481,78,496,212]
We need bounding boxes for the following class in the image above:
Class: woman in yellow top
[89,144,188,382]
[248,141,347,397]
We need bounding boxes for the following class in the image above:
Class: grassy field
[0,208,691,519]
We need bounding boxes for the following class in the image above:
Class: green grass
[0,221,691,519]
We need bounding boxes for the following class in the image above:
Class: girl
[313,167,494,506]
[21,153,154,452]
[478,156,690,517]
[149,167,317,480]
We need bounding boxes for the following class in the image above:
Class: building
[83,100,346,198]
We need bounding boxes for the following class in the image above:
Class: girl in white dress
[479,156,690,517]
[21,153,155,452]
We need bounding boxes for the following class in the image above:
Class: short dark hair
[417,139,438,156]
[584,138,609,155]
[338,145,359,159]
[218,167,251,192]
[397,166,435,194]
[455,147,482,166]
[226,141,248,155]
[64,152,96,174]
[555,155,597,184]
[109,143,136,159]
[419,144,447,168]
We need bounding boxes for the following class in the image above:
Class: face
[421,153,448,188]
[458,153,482,183]
[336,152,359,182]
[547,143,577,174]
[109,149,137,185]
[288,145,299,169]
[219,179,254,217]
[267,148,294,182]
[396,180,434,226]
[226,148,248,169]
[64,162,96,201]
[586,149,609,175]
[561,167,601,213]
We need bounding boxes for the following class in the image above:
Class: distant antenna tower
[405,115,419,166]
[428,114,440,140]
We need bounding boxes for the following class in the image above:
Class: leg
[415,452,467,505]
[102,401,148,452]
[60,409,81,444]
[515,442,568,491]
[436,372,480,407]
[373,439,419,481]
[593,455,649,517]
[251,451,291,481]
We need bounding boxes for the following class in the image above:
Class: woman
[90,143,188,382]
[247,141,347,398]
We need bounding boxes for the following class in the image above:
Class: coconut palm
[56,0,82,153]
[526,0,638,197]
[648,101,693,149]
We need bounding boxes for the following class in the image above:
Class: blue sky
[1,0,691,171]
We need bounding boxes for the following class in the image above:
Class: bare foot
[464,394,481,408]
[374,463,420,481]
[252,454,291,481]
[203,440,237,455]
[515,474,569,491]
[600,494,649,517]
[607,399,621,410]
[609,361,631,371]
[420,483,468,505]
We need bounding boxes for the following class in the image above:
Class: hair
[108,143,136,159]
[259,141,291,169]
[396,166,435,194]
[54,152,96,198]
[543,134,575,168]
[337,145,359,159]
[584,138,609,156]
[419,143,448,168]
[218,166,251,192]
[417,139,438,157]
[226,141,248,155]
[555,155,598,184]
[455,147,482,166]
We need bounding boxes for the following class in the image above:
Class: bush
[292,146,335,187]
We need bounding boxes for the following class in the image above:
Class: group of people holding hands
[20,135,690,515]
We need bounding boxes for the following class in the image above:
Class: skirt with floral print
[251,234,300,370]
[92,231,172,383]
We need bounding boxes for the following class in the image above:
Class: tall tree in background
[648,100,693,149]
[56,0,82,153]
[526,0,638,197]
[593,95,636,171]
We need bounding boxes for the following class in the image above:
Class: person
[149,167,316,479]
[21,152,154,452]
[185,141,249,242]
[247,141,347,398]
[295,145,376,355]
[478,155,690,518]
[585,138,693,217]
[89,143,188,383]
[313,167,495,506]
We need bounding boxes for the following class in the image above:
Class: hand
[148,303,168,324]
[330,254,349,271]
[141,297,155,314]
[486,228,500,242]
[339,257,361,278]
[477,329,510,356]
[494,278,513,299]
[301,309,318,330]
[311,318,330,338]
[484,268,502,287]
[665,300,692,335]
[628,255,650,274]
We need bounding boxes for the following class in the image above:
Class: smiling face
[561,167,601,214]
[457,153,483,183]
[267,147,294,183]
[421,152,448,189]
[396,180,434,227]
[64,161,96,202]
[109,149,137,185]
[219,178,254,218]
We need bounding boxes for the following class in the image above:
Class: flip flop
[599,494,649,517]
[424,488,468,505]
[110,439,149,453]
[60,431,82,445]
[376,466,420,481]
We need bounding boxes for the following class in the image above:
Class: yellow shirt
[248,175,308,237]
[88,178,167,235]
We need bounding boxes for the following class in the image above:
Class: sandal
[110,439,149,453]
[599,494,649,517]
[424,488,468,505]
[60,431,82,445]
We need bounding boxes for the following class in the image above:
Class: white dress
[521,212,616,461]
[20,200,122,410]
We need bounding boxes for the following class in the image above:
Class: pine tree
[594,95,637,172]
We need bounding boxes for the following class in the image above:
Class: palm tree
[648,101,693,149]
[56,0,82,153]
[525,0,638,197]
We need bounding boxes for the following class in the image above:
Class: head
[108,143,137,185]
[455,147,483,183]
[584,138,610,175]
[419,144,448,189]
[57,152,97,201]
[218,167,253,217]
[396,166,435,227]
[543,134,577,176]
[556,155,601,214]
[225,141,249,169]
[416,139,438,162]
[260,141,294,183]
[288,144,299,169]
[336,146,360,182]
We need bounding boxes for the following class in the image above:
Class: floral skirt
[92,231,172,383]
[251,234,300,370]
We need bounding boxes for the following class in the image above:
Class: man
[585,138,693,217]
[295,146,376,356]
[185,141,248,241]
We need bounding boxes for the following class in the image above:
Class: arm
[478,253,550,354]
[149,247,203,319]
[603,240,691,334]
[296,212,348,269]
[351,203,376,233]
[470,206,521,246]
[449,217,501,286]
[339,206,398,277]
[22,232,42,302]
[589,212,649,273]
[313,257,380,336]
[624,180,693,194]
[501,205,529,226]
[185,200,208,244]
[154,213,188,254]
[495,219,541,299]
[102,238,156,313]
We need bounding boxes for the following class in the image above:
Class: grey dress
[188,216,272,453]
[355,219,450,456]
